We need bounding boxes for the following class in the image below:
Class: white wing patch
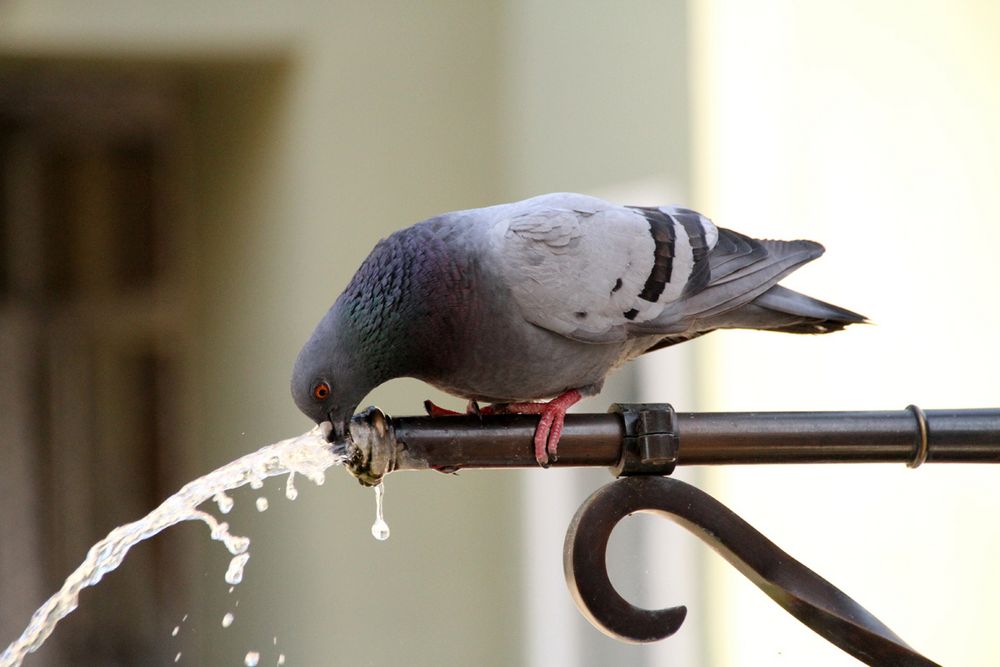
[493,197,708,343]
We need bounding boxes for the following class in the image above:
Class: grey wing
[493,193,828,344]
[640,227,825,331]
[492,194,718,343]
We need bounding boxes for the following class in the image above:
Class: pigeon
[291,192,865,465]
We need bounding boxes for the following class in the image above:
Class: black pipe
[676,408,1000,465]
[345,406,1000,484]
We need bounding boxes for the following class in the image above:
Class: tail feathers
[724,284,867,334]
[677,240,823,321]
[756,284,866,324]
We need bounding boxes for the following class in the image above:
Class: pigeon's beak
[323,412,352,448]
[320,419,335,442]
[317,420,334,442]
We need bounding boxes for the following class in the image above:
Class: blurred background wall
[1,1,998,666]
[691,2,1000,665]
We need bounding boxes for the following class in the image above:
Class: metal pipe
[676,408,1000,465]
[344,406,1000,485]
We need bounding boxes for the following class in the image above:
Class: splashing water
[371,482,390,541]
[244,650,260,666]
[1,424,342,667]
[226,553,252,585]
[214,491,235,514]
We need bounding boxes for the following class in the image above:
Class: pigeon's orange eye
[312,382,331,401]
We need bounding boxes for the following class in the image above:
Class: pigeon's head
[290,311,368,443]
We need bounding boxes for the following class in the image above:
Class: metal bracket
[609,403,678,476]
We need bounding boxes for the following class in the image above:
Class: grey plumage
[291,193,865,438]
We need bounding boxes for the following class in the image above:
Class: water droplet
[222,612,234,628]
[175,651,182,663]
[371,483,390,541]
[171,625,180,637]
[244,650,260,666]
[371,518,390,541]
[249,477,264,490]
[225,553,250,585]
[255,497,269,512]
[214,492,234,514]
[227,535,250,555]
[285,473,298,500]
[277,655,286,665]
[273,636,278,646]
[182,614,188,622]
[229,586,235,594]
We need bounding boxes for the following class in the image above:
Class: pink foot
[492,390,582,466]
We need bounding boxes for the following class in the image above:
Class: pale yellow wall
[692,2,1000,665]
[499,0,691,199]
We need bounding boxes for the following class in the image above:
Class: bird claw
[534,409,563,466]
[516,390,581,467]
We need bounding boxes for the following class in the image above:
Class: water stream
[0,423,344,667]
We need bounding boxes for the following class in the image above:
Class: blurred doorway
[0,69,196,664]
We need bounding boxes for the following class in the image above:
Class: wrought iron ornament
[345,404,1000,664]
[564,476,939,665]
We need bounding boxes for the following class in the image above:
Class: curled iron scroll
[563,476,941,666]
